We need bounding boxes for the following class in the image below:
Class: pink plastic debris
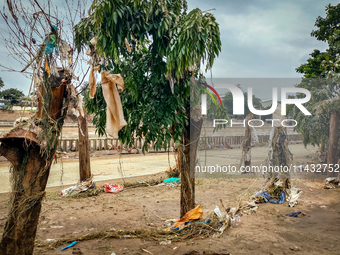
[103,184,124,193]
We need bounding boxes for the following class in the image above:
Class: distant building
[261,99,272,108]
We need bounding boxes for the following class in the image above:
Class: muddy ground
[0,111,339,254]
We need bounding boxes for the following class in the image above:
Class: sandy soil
[0,144,317,193]
[0,110,34,122]
[0,143,338,254]
[0,111,338,254]
[0,177,338,255]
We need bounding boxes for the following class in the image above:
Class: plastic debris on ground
[161,199,256,239]
[251,178,298,206]
[164,177,180,183]
[254,191,285,204]
[166,205,203,230]
[211,206,229,237]
[213,206,223,220]
[56,151,69,159]
[60,180,95,196]
[103,183,124,193]
[157,182,180,188]
[238,200,258,215]
[285,212,305,217]
[159,240,172,245]
[323,177,340,189]
[60,241,77,251]
[286,187,302,207]
[165,166,180,177]
[212,202,242,235]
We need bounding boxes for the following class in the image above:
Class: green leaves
[85,85,107,137]
[77,0,221,152]
[113,12,118,24]
[311,3,340,42]
[166,9,221,78]
[293,4,340,149]
[0,88,25,105]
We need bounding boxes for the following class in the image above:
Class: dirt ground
[0,177,338,255]
[0,143,317,193]
[0,111,339,254]
[0,145,339,254]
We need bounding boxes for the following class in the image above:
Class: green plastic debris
[164,177,180,183]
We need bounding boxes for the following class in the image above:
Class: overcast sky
[0,0,338,96]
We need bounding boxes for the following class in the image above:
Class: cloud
[0,0,339,94]
[196,0,335,78]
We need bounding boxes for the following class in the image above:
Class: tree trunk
[0,70,71,254]
[319,140,327,163]
[243,113,253,168]
[320,140,325,154]
[0,140,52,255]
[78,111,91,181]
[180,105,203,217]
[327,111,339,177]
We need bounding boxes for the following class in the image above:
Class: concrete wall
[12,106,37,111]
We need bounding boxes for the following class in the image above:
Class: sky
[0,0,338,97]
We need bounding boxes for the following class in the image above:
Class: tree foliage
[296,50,329,78]
[0,88,25,105]
[0,77,4,90]
[292,3,340,148]
[311,4,340,43]
[76,0,222,152]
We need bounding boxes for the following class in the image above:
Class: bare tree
[0,0,90,253]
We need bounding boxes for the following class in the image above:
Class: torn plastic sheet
[323,177,340,189]
[101,71,127,138]
[285,212,305,217]
[89,65,100,99]
[255,191,285,204]
[286,187,302,207]
[166,205,203,230]
[60,180,95,196]
[251,127,259,145]
[103,183,124,193]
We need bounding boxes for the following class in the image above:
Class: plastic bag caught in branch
[68,84,84,118]
[89,65,100,98]
[101,71,127,138]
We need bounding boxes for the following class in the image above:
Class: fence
[197,134,302,149]
[57,134,303,152]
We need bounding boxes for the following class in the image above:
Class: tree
[0,0,89,253]
[0,77,4,90]
[0,88,24,105]
[75,0,221,216]
[78,105,91,182]
[292,3,340,172]
[312,4,340,42]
